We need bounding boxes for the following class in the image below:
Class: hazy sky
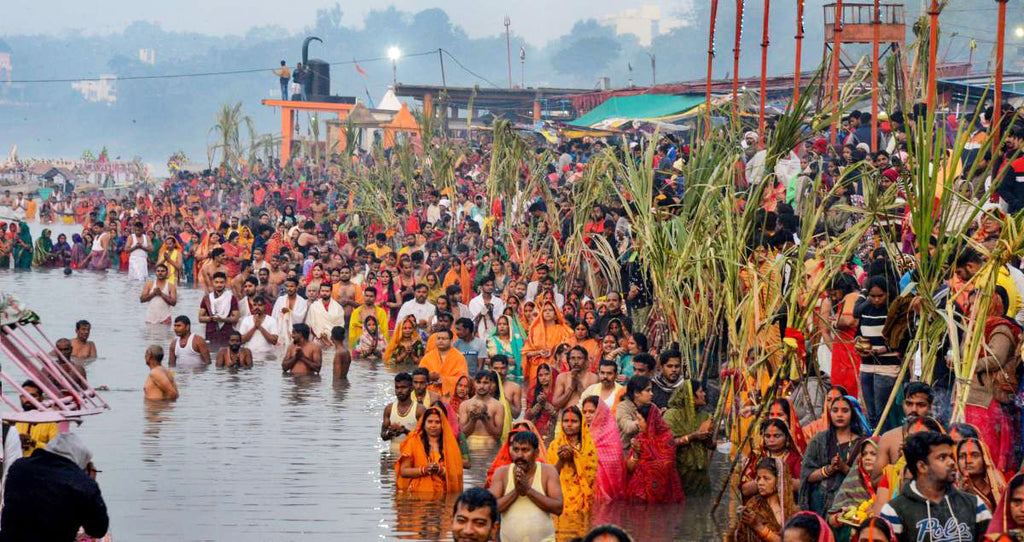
[2,0,695,45]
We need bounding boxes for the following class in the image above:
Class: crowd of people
[4,97,1024,542]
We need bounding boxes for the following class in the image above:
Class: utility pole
[504,16,513,89]
[647,53,656,86]
[439,48,447,89]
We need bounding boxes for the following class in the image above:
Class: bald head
[145,345,164,365]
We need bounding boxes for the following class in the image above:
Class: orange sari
[418,345,468,398]
[442,262,473,305]
[524,302,573,385]
[395,406,464,493]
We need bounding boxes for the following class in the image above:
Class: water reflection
[0,222,731,540]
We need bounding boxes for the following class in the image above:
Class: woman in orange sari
[395,405,463,494]
[523,301,573,385]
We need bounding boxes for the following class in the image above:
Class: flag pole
[706,0,720,140]
[994,0,1009,142]
[829,0,845,148]
[758,0,771,150]
[871,0,881,152]
[925,0,940,117]
[793,0,805,106]
[732,0,745,124]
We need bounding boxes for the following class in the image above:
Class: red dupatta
[625,405,684,504]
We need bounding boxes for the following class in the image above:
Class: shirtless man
[267,255,288,294]
[199,248,229,293]
[167,316,212,367]
[140,264,178,324]
[459,371,505,447]
[216,331,253,368]
[282,323,322,376]
[333,264,361,329]
[490,355,521,419]
[70,320,97,362]
[381,372,426,450]
[552,346,598,412]
[330,327,352,380]
[411,367,441,407]
[230,260,253,299]
[143,345,178,401]
[873,382,934,477]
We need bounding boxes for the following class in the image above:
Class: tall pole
[871,0,880,151]
[994,0,1009,143]
[926,0,940,118]
[793,0,805,106]
[758,0,770,149]
[829,0,844,148]
[504,16,513,89]
[392,60,397,87]
[520,46,526,88]
[706,0,720,139]
[439,49,447,89]
[732,0,745,123]
[651,54,657,86]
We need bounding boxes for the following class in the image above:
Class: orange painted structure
[261,99,355,163]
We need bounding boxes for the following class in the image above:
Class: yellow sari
[546,407,598,538]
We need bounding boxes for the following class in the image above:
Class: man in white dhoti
[126,221,151,281]
[140,264,177,324]
[305,283,347,345]
[271,277,308,350]
[238,295,279,357]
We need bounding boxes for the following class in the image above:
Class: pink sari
[589,399,626,502]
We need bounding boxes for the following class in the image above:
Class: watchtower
[823,3,906,81]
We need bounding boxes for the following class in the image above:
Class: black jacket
[0,449,109,541]
[880,480,990,542]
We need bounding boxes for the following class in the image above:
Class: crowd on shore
[4,101,1024,542]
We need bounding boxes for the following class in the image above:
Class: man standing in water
[168,316,211,367]
[459,371,505,450]
[381,372,425,452]
[70,320,97,362]
[272,278,308,348]
[143,345,178,401]
[490,355,521,419]
[125,221,151,281]
[396,284,435,335]
[216,332,253,368]
[552,346,598,412]
[411,368,441,408]
[282,323,322,376]
[199,272,239,346]
[306,283,346,345]
[237,296,279,358]
[488,431,562,541]
[140,264,177,325]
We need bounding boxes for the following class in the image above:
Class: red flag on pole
[354,59,367,77]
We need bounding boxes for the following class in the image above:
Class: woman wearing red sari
[624,401,684,504]
[828,274,862,397]
[524,363,558,439]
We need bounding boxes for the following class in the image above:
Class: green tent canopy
[569,94,705,128]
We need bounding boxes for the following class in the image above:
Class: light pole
[645,52,656,86]
[388,46,402,87]
[504,16,513,89]
[519,46,526,88]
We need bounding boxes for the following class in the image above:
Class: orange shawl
[442,263,473,305]
[395,406,464,493]
[418,345,468,398]
[524,302,573,384]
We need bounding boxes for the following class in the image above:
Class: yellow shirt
[15,422,58,457]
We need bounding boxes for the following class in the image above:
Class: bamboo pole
[732,0,745,124]
[706,0,720,140]
[926,0,940,116]
[829,0,845,147]
[758,0,771,150]
[793,0,805,105]
[871,0,881,152]
[994,0,1009,142]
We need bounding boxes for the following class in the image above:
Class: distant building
[71,75,117,104]
[138,48,155,65]
[601,4,686,47]
[0,39,11,83]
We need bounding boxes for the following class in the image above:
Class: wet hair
[75,320,90,330]
[624,375,651,402]
[583,525,633,542]
[904,382,934,405]
[395,372,413,385]
[412,367,430,379]
[212,271,227,282]
[174,315,191,326]
[783,514,822,542]
[904,431,954,477]
[285,277,299,286]
[330,326,345,342]
[453,487,499,525]
[510,430,539,450]
[292,323,311,340]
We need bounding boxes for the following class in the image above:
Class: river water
[0,222,729,541]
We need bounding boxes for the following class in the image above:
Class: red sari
[625,406,684,504]
[830,292,861,398]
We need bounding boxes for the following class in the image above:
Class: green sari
[663,382,712,494]
[32,228,54,267]
[12,222,33,269]
[488,318,525,382]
